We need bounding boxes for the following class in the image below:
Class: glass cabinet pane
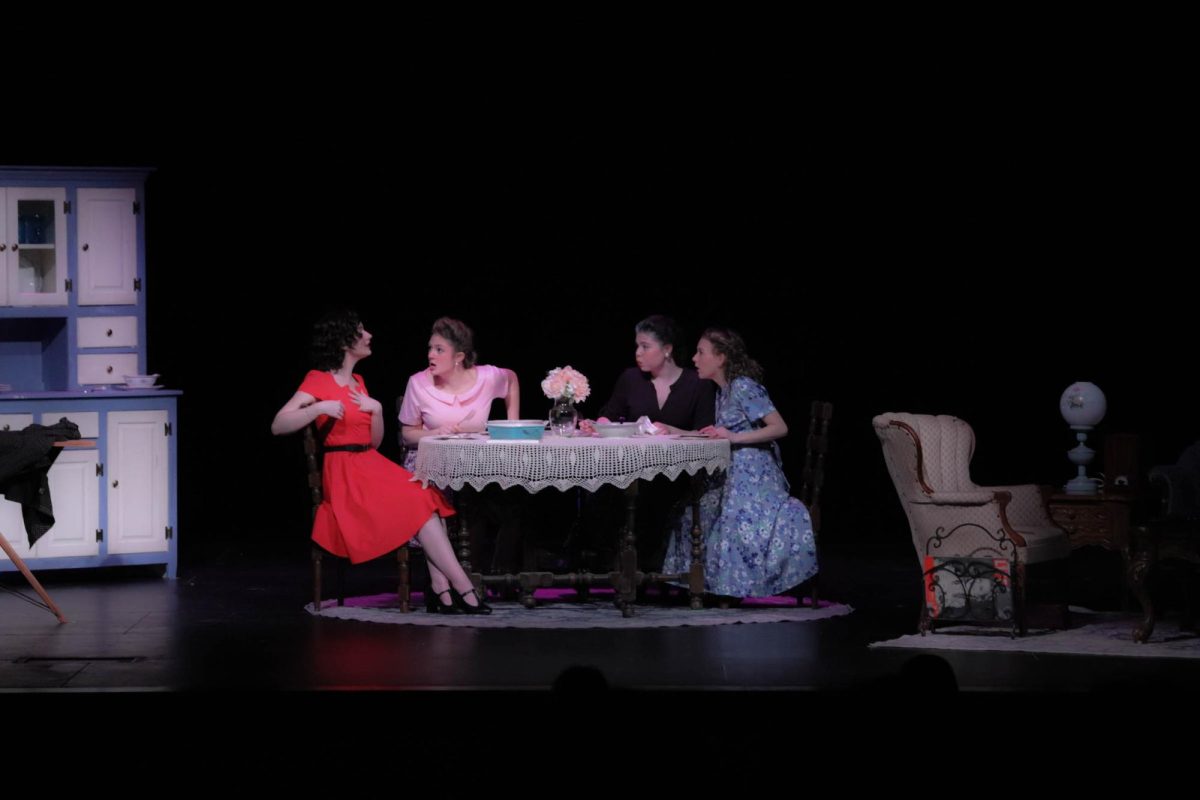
[15,198,58,294]
[17,199,55,245]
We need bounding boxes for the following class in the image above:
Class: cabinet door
[106,410,169,554]
[0,495,34,561]
[0,414,35,558]
[4,188,69,306]
[78,188,138,306]
[0,413,34,432]
[33,449,101,558]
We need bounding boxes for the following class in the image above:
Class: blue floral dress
[662,377,818,597]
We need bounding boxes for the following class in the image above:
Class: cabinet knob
[106,366,113,374]
[82,243,89,251]
[0,243,6,251]
[10,243,17,251]
[112,480,119,488]
[106,329,113,337]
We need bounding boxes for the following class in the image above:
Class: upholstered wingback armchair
[873,412,1070,634]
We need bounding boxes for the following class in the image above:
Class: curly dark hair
[431,317,478,368]
[309,308,363,371]
[702,327,764,384]
[635,315,684,364]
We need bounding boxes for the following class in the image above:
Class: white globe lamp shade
[1060,382,1107,430]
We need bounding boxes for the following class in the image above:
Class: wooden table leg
[616,483,639,617]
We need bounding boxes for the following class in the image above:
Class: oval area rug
[306,589,853,629]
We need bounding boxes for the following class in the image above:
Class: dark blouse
[596,367,716,431]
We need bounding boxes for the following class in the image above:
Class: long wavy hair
[309,308,363,371]
[431,317,478,369]
[635,314,684,364]
[702,327,763,385]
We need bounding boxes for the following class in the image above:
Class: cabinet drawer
[78,316,138,348]
[0,413,34,432]
[39,411,100,438]
[77,354,139,385]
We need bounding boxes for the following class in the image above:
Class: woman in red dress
[272,309,490,613]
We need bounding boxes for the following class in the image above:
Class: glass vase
[548,397,578,437]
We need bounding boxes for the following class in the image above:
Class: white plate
[116,384,164,390]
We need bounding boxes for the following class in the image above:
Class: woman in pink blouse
[399,317,523,574]
[398,317,520,466]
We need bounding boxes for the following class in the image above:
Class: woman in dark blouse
[577,315,717,571]
[584,315,716,434]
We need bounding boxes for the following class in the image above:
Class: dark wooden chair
[304,418,416,613]
[1130,440,1200,641]
[797,400,833,608]
[395,395,412,465]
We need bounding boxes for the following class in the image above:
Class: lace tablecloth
[413,434,730,493]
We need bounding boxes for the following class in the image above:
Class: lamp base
[1064,476,1101,495]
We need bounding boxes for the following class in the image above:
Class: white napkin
[636,416,660,435]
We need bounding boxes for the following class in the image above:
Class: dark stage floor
[3,539,1197,691]
[4,539,1197,777]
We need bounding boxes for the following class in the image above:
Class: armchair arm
[978,483,1056,529]
[918,491,995,505]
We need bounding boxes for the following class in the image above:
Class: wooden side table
[1047,492,1136,606]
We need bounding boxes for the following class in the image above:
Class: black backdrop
[9,49,1190,569]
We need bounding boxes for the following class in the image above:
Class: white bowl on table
[123,373,161,388]
[594,422,641,438]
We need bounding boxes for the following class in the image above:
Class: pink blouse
[398,364,511,433]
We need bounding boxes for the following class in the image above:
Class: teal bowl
[487,420,546,441]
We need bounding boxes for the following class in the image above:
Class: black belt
[323,444,371,453]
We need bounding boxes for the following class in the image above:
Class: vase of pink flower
[542,366,590,437]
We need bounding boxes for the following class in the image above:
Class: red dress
[300,370,454,563]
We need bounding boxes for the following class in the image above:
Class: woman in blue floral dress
[662,328,818,598]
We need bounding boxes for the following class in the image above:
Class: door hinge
[164,422,172,436]
[63,200,71,214]
[95,529,104,542]
[132,201,140,215]
[65,278,73,292]
[96,462,104,477]
[134,277,143,291]
[165,526,173,540]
